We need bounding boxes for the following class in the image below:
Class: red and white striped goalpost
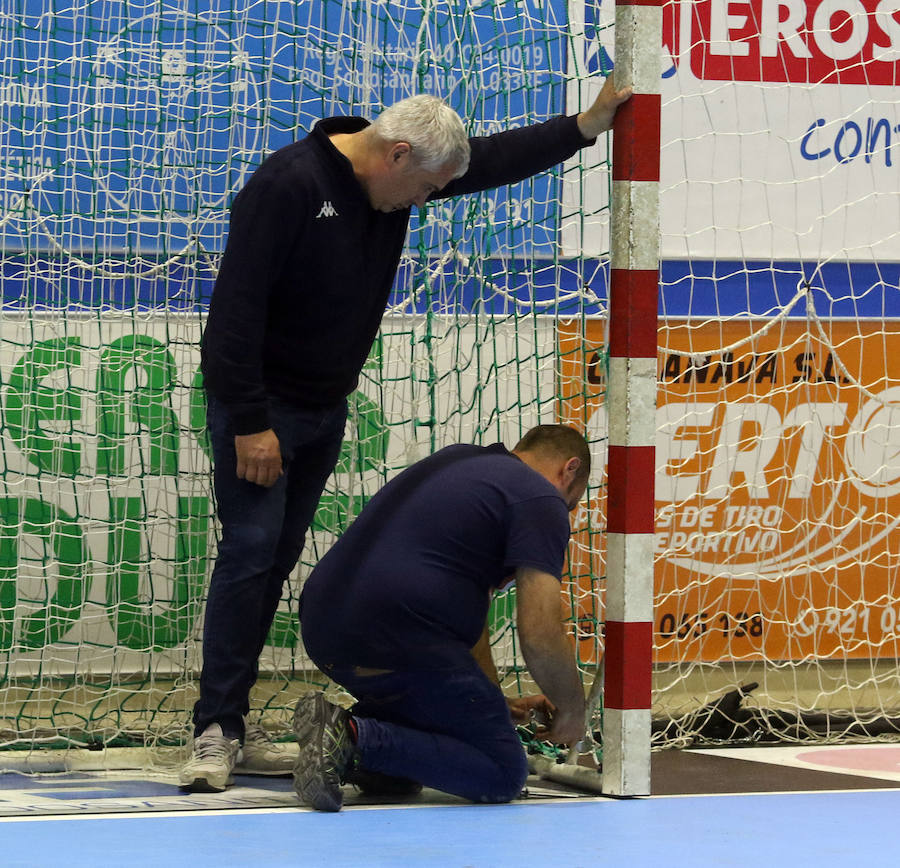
[536,1,660,797]
[601,0,661,796]
[526,1,660,797]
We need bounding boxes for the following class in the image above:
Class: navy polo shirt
[300,443,571,670]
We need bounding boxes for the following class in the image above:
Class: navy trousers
[325,661,529,804]
[193,394,346,740]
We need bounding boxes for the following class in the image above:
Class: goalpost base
[528,754,606,796]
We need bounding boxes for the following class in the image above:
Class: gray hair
[371,95,470,178]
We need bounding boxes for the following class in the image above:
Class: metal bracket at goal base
[527,712,650,798]
[527,721,606,796]
[528,754,605,795]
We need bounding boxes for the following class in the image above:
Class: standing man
[179,78,629,792]
[294,424,591,811]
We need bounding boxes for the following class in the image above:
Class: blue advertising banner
[3,0,567,269]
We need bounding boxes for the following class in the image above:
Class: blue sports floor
[3,790,899,868]
[2,743,900,867]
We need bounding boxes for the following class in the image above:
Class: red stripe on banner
[609,269,659,358]
[607,445,655,532]
[612,94,661,183]
[604,620,653,710]
[617,0,663,8]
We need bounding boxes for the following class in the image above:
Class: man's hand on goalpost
[576,73,633,139]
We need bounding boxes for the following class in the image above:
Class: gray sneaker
[235,721,297,776]
[178,723,241,792]
[292,693,357,812]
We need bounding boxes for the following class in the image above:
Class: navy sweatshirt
[200,113,594,434]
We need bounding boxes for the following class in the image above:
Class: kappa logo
[315,200,339,218]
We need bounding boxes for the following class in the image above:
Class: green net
[0,1,611,765]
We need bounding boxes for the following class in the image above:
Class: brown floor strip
[651,749,900,795]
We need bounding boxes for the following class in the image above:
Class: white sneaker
[178,723,241,792]
[235,721,298,776]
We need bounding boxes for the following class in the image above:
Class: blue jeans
[193,394,347,740]
[329,661,529,804]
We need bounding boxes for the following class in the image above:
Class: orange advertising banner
[560,319,900,663]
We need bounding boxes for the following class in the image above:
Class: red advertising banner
[677,0,900,84]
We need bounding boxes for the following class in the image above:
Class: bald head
[512,425,591,510]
